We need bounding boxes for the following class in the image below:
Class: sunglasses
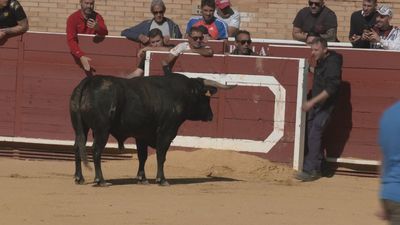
[152,10,165,15]
[308,1,321,7]
[191,36,204,41]
[239,40,252,45]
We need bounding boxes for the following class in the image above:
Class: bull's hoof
[74,176,85,185]
[137,179,150,185]
[93,178,112,187]
[93,181,112,187]
[156,178,170,186]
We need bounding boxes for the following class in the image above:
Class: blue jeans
[303,107,332,173]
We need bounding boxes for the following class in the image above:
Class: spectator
[377,101,400,224]
[121,0,182,45]
[306,31,321,46]
[66,0,108,75]
[232,30,255,55]
[368,5,400,50]
[349,0,377,48]
[127,28,174,78]
[162,26,213,74]
[214,0,240,37]
[295,37,342,182]
[186,0,228,40]
[292,0,338,42]
[0,0,29,42]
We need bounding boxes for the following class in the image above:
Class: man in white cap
[214,0,240,37]
[367,5,400,50]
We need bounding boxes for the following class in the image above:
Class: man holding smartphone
[368,5,400,50]
[66,0,108,76]
[348,0,377,48]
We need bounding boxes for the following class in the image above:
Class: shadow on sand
[106,176,240,186]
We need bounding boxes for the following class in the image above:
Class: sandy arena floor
[0,149,384,225]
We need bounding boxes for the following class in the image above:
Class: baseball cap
[377,5,393,17]
[215,0,230,9]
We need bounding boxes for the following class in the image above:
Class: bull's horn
[203,79,237,89]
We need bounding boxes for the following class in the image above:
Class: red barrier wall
[0,32,397,167]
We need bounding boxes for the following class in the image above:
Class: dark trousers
[303,107,332,173]
[383,199,400,225]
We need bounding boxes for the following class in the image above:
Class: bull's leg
[135,139,149,184]
[74,127,89,185]
[92,130,111,187]
[155,131,177,186]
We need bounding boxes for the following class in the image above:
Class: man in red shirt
[66,0,108,75]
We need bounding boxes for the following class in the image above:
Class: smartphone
[88,11,97,21]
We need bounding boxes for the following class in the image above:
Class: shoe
[294,170,321,182]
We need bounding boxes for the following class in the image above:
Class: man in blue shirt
[378,101,400,224]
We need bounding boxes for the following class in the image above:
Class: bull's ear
[204,86,217,96]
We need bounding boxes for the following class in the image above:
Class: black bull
[70,73,235,186]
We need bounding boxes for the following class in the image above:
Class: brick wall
[21,0,400,42]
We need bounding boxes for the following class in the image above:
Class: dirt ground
[0,149,384,225]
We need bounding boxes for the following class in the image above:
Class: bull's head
[188,78,236,122]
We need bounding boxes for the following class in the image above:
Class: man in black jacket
[295,37,342,182]
[349,0,377,48]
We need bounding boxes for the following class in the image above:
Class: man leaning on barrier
[292,0,338,42]
[162,26,213,75]
[0,0,28,43]
[232,30,255,55]
[295,37,342,182]
[348,0,377,48]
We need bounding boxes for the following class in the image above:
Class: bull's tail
[70,77,92,170]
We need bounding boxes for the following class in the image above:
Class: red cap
[215,0,230,9]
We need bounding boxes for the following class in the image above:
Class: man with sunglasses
[162,26,213,74]
[121,0,182,45]
[348,0,377,48]
[367,5,400,50]
[292,0,338,42]
[232,30,255,55]
[185,0,228,40]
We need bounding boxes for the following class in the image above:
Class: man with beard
[162,26,213,74]
[121,0,182,45]
[232,30,255,55]
[0,0,28,43]
[185,0,228,40]
[367,5,400,50]
[292,0,338,42]
[349,0,377,48]
[66,0,108,75]
[295,37,342,182]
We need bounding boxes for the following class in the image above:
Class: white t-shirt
[150,20,170,37]
[214,9,240,29]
